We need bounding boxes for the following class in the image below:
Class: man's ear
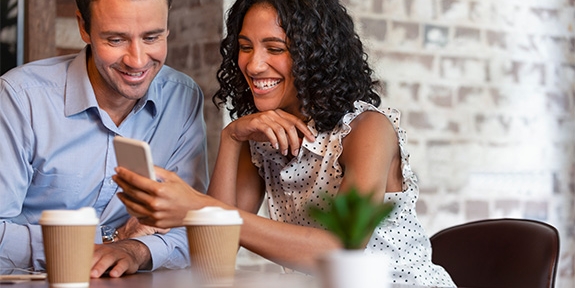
[76,10,91,44]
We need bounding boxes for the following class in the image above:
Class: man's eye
[108,38,123,45]
[144,36,159,42]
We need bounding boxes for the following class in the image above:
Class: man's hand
[90,240,151,278]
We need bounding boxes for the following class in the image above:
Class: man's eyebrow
[100,29,167,37]
[143,29,167,35]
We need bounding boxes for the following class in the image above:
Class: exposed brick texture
[53,0,575,286]
[345,1,574,286]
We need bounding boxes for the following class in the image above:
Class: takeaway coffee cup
[184,207,243,287]
[39,207,99,287]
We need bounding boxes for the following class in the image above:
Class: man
[0,0,208,278]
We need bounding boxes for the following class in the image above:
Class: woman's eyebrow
[238,35,286,44]
[261,37,286,44]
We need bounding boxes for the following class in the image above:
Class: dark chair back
[430,218,560,288]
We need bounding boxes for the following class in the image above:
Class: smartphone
[0,269,46,283]
[113,136,156,180]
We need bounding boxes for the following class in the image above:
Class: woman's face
[237,4,300,116]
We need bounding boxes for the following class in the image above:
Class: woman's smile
[252,78,281,92]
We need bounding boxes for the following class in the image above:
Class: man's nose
[123,41,148,69]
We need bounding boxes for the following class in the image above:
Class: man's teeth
[253,79,280,90]
[124,71,144,77]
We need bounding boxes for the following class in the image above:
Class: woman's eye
[239,45,253,52]
[268,48,284,54]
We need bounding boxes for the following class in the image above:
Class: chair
[429,218,560,288]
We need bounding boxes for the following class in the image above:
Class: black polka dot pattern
[250,101,455,287]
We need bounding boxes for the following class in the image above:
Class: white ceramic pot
[317,250,390,288]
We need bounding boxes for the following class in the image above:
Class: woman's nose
[246,51,267,74]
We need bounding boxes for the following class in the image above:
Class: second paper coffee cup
[184,206,243,287]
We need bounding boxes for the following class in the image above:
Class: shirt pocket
[27,170,83,209]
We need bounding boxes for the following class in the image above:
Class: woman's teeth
[253,79,280,90]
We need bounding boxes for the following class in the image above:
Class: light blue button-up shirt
[0,47,208,271]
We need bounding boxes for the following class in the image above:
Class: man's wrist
[123,239,153,270]
[101,225,119,243]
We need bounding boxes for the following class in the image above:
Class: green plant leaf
[308,187,395,250]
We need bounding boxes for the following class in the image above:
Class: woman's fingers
[269,110,315,156]
[117,192,150,219]
[114,166,202,228]
[117,192,174,227]
[241,109,315,156]
[113,167,168,216]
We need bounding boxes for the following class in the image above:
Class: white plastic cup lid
[183,206,243,226]
[39,207,99,226]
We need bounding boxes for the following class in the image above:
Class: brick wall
[56,0,575,286]
[164,0,224,175]
[343,0,575,286]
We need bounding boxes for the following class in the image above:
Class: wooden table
[1,268,316,288]
[0,268,438,288]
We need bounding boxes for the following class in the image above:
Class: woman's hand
[113,166,216,228]
[225,109,315,156]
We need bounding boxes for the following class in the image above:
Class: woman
[113,0,455,286]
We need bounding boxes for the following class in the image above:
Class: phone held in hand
[113,136,156,180]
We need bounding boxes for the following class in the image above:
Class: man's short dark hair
[75,0,173,33]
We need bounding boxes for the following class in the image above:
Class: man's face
[77,0,169,101]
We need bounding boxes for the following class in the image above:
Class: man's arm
[0,79,44,270]
[0,223,42,269]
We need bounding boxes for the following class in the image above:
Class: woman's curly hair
[213,0,381,133]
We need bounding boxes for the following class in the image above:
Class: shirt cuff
[131,226,189,271]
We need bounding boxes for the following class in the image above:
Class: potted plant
[309,187,394,288]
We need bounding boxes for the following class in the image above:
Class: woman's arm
[235,208,341,273]
[228,110,402,273]
[206,111,342,273]
[207,131,264,213]
[338,111,402,202]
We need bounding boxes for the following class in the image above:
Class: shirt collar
[300,119,330,157]
[64,46,159,118]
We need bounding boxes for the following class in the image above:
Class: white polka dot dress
[250,101,456,287]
